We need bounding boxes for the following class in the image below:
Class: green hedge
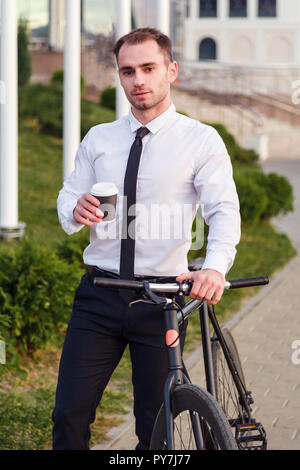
[234,169,269,225]
[100,86,116,111]
[233,164,294,225]
[55,229,90,267]
[19,73,115,139]
[256,171,294,219]
[0,240,82,364]
[19,83,63,137]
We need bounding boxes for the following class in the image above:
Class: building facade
[183,0,300,67]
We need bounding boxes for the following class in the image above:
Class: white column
[190,0,199,18]
[218,0,228,63]
[248,0,257,19]
[156,0,170,35]
[0,0,25,238]
[49,0,65,51]
[116,0,131,119]
[219,0,228,20]
[63,0,81,181]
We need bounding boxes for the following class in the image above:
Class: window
[199,0,217,18]
[258,0,277,17]
[199,38,217,60]
[229,0,247,17]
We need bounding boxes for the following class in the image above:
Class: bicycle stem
[164,302,184,384]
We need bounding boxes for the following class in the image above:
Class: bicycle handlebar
[225,276,269,289]
[93,275,269,294]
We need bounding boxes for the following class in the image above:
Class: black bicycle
[93,262,268,451]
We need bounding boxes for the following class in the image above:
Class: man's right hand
[73,193,104,226]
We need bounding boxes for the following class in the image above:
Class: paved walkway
[93,159,300,451]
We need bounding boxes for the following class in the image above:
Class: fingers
[191,280,223,304]
[74,193,104,226]
[176,273,192,282]
[207,285,224,305]
[181,270,225,305]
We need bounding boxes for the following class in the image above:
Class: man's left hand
[176,269,225,305]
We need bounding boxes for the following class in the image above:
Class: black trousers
[52,273,186,450]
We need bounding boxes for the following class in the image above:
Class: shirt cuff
[201,250,233,277]
[62,218,85,235]
[58,199,84,235]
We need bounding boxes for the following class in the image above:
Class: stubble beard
[129,90,168,112]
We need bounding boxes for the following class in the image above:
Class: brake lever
[129,298,157,308]
[128,281,172,308]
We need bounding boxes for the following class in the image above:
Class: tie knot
[136,127,150,140]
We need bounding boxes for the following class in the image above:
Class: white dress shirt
[57,103,241,277]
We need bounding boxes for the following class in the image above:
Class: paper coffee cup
[90,182,118,222]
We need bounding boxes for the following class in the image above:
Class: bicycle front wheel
[212,328,247,421]
[150,384,237,450]
[212,327,252,448]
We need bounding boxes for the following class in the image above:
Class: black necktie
[119,126,150,282]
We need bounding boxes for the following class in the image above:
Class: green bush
[234,169,268,225]
[233,165,294,225]
[100,86,116,111]
[19,83,63,137]
[0,240,82,362]
[55,229,89,267]
[234,145,259,164]
[19,82,115,139]
[256,171,294,219]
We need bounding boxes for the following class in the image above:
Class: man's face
[117,39,177,114]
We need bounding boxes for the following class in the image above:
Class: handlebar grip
[93,277,144,291]
[225,276,269,289]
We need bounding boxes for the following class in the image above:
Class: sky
[17,0,117,34]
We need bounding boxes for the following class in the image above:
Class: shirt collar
[128,102,176,135]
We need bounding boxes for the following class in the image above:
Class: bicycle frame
[163,300,204,449]
[162,294,253,448]
[177,297,253,419]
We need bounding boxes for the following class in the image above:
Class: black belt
[87,266,177,284]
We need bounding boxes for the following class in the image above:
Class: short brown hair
[113,27,173,64]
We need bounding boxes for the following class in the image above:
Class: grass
[18,126,65,243]
[0,118,297,450]
[0,346,132,449]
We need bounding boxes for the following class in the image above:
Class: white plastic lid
[90,182,118,197]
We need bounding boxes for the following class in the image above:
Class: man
[53,28,240,450]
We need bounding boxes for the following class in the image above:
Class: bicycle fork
[163,301,203,450]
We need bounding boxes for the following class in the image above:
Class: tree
[18,18,32,87]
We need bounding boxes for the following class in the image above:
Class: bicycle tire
[150,383,238,450]
[212,328,249,444]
